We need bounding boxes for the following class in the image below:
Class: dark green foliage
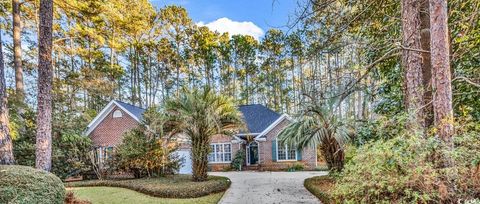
[353,114,409,146]
[109,126,180,178]
[51,133,92,179]
[14,133,92,180]
[11,105,93,179]
[286,162,304,172]
[65,175,231,198]
[231,149,245,171]
[0,165,65,204]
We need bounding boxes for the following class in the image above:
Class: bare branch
[454,76,480,88]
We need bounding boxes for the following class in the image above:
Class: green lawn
[68,187,224,204]
[65,175,230,198]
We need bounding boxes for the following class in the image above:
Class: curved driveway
[210,171,327,204]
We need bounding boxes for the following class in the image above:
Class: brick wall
[259,118,317,171]
[89,105,140,147]
[208,134,240,171]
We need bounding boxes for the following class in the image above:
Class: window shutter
[296,149,302,161]
[272,140,277,162]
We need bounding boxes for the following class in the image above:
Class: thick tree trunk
[191,136,209,181]
[420,0,434,128]
[321,133,344,172]
[12,0,24,101]
[35,0,54,172]
[401,0,425,130]
[0,29,15,165]
[429,0,454,142]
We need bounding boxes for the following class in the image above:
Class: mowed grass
[65,175,230,198]
[68,187,224,204]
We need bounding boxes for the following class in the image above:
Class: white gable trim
[254,114,290,140]
[84,100,142,136]
[232,135,246,144]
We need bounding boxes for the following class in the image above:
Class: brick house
[85,100,318,173]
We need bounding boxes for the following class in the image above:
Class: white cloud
[197,18,264,40]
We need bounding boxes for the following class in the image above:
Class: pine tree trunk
[13,0,24,101]
[0,28,15,165]
[429,0,454,142]
[420,0,434,128]
[401,0,425,130]
[35,0,54,171]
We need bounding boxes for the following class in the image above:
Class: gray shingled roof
[114,101,280,134]
[115,100,146,121]
[238,104,281,134]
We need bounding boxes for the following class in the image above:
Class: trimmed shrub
[231,149,245,171]
[65,175,230,198]
[0,165,65,204]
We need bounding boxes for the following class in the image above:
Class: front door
[247,142,258,165]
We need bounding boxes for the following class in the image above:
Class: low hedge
[0,165,66,204]
[304,175,335,204]
[65,175,230,198]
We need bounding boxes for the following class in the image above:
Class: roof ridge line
[114,100,146,110]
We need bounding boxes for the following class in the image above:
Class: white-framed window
[208,143,232,163]
[112,110,123,118]
[95,146,114,165]
[276,140,297,161]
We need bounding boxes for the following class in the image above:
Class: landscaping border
[304,175,334,204]
[65,175,231,198]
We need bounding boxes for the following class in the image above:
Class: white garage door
[176,150,192,174]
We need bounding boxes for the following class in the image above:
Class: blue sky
[150,0,298,39]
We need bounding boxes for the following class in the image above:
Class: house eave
[84,100,142,136]
[254,114,290,140]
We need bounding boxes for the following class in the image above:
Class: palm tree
[165,87,244,181]
[278,99,348,172]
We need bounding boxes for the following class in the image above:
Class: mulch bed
[304,175,335,204]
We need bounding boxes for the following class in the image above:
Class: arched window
[112,110,123,118]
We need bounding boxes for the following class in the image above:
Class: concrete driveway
[210,171,327,204]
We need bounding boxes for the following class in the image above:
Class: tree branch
[454,76,480,88]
